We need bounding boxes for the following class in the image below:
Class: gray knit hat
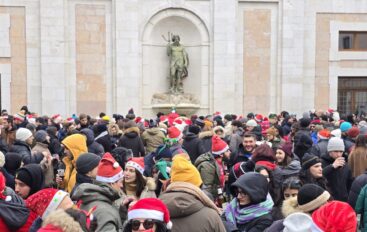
[34,130,48,143]
[327,137,345,152]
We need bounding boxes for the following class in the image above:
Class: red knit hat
[312,201,357,232]
[318,129,331,139]
[26,188,69,220]
[128,198,172,229]
[347,127,360,139]
[167,126,182,140]
[96,153,124,183]
[126,157,145,175]
[211,135,229,155]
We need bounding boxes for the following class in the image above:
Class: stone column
[40,0,67,115]
[212,0,237,114]
[115,0,141,115]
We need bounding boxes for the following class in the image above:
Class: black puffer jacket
[348,172,367,208]
[93,124,112,153]
[183,132,205,163]
[10,141,43,164]
[118,127,145,157]
[81,128,104,156]
[321,153,354,201]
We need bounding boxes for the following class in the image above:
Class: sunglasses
[131,219,155,230]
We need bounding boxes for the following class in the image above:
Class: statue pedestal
[151,92,200,114]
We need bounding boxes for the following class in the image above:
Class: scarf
[224,195,274,225]
[166,181,222,214]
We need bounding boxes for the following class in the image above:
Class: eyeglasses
[131,219,155,230]
[236,188,247,197]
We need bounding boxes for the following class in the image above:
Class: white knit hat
[327,137,345,152]
[283,212,322,232]
[16,128,33,142]
[330,129,341,138]
[246,119,257,127]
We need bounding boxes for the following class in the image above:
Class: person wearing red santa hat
[72,152,125,232]
[123,157,156,201]
[194,135,230,202]
[124,198,172,232]
[166,126,187,157]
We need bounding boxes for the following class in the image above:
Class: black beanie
[300,118,311,128]
[188,125,200,135]
[297,184,330,213]
[301,154,321,170]
[16,164,44,196]
[76,153,101,175]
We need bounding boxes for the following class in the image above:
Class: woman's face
[309,163,323,178]
[131,218,157,232]
[275,149,285,164]
[124,166,137,183]
[236,188,251,206]
[283,188,299,200]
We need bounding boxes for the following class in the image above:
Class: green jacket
[356,184,367,231]
[194,152,220,197]
[72,182,124,232]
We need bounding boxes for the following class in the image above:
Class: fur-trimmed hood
[42,209,83,232]
[123,127,140,138]
[199,130,214,139]
[145,177,156,191]
[281,196,301,217]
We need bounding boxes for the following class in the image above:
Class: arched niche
[141,8,210,115]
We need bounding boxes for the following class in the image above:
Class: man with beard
[1,115,16,151]
[229,133,257,168]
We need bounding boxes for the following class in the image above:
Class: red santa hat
[126,157,145,175]
[51,114,62,124]
[96,153,124,183]
[26,188,69,220]
[318,129,331,139]
[167,126,182,140]
[211,135,229,156]
[66,117,74,123]
[255,114,263,122]
[128,198,172,229]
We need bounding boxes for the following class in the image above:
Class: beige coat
[32,142,54,187]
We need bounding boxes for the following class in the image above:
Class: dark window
[339,31,367,51]
[338,77,367,116]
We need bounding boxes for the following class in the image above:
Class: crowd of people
[0,106,366,231]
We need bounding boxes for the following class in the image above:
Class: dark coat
[48,134,63,156]
[118,127,145,157]
[10,141,43,164]
[229,144,253,168]
[348,172,367,208]
[199,131,214,154]
[81,128,104,156]
[321,153,354,201]
[183,132,205,163]
[222,213,273,232]
[309,139,329,157]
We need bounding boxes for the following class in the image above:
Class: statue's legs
[170,66,176,93]
[176,71,184,93]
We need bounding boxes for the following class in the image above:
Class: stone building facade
[0,0,367,117]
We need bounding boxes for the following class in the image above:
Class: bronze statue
[165,34,189,94]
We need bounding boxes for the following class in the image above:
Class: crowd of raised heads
[1,106,366,231]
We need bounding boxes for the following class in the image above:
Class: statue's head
[172,35,180,43]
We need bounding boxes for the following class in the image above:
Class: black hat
[16,164,44,196]
[76,153,101,175]
[195,118,205,128]
[297,184,330,213]
[188,125,200,135]
[300,118,311,128]
[231,172,268,204]
[301,154,321,170]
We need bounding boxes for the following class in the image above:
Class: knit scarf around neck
[224,195,274,225]
[125,182,137,197]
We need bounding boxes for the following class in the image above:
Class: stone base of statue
[151,92,200,114]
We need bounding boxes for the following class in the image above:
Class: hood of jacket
[124,127,140,138]
[194,152,215,167]
[160,190,204,218]
[0,188,29,229]
[62,134,88,161]
[72,182,120,205]
[199,130,214,139]
[146,127,161,136]
[184,132,198,141]
[145,177,156,191]
[80,128,94,146]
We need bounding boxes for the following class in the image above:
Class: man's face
[15,179,31,199]
[25,136,34,146]
[242,137,256,152]
[80,118,88,126]
[329,151,343,159]
[2,120,9,129]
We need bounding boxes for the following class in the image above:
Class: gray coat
[72,182,124,232]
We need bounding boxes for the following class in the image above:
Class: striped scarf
[224,195,274,225]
